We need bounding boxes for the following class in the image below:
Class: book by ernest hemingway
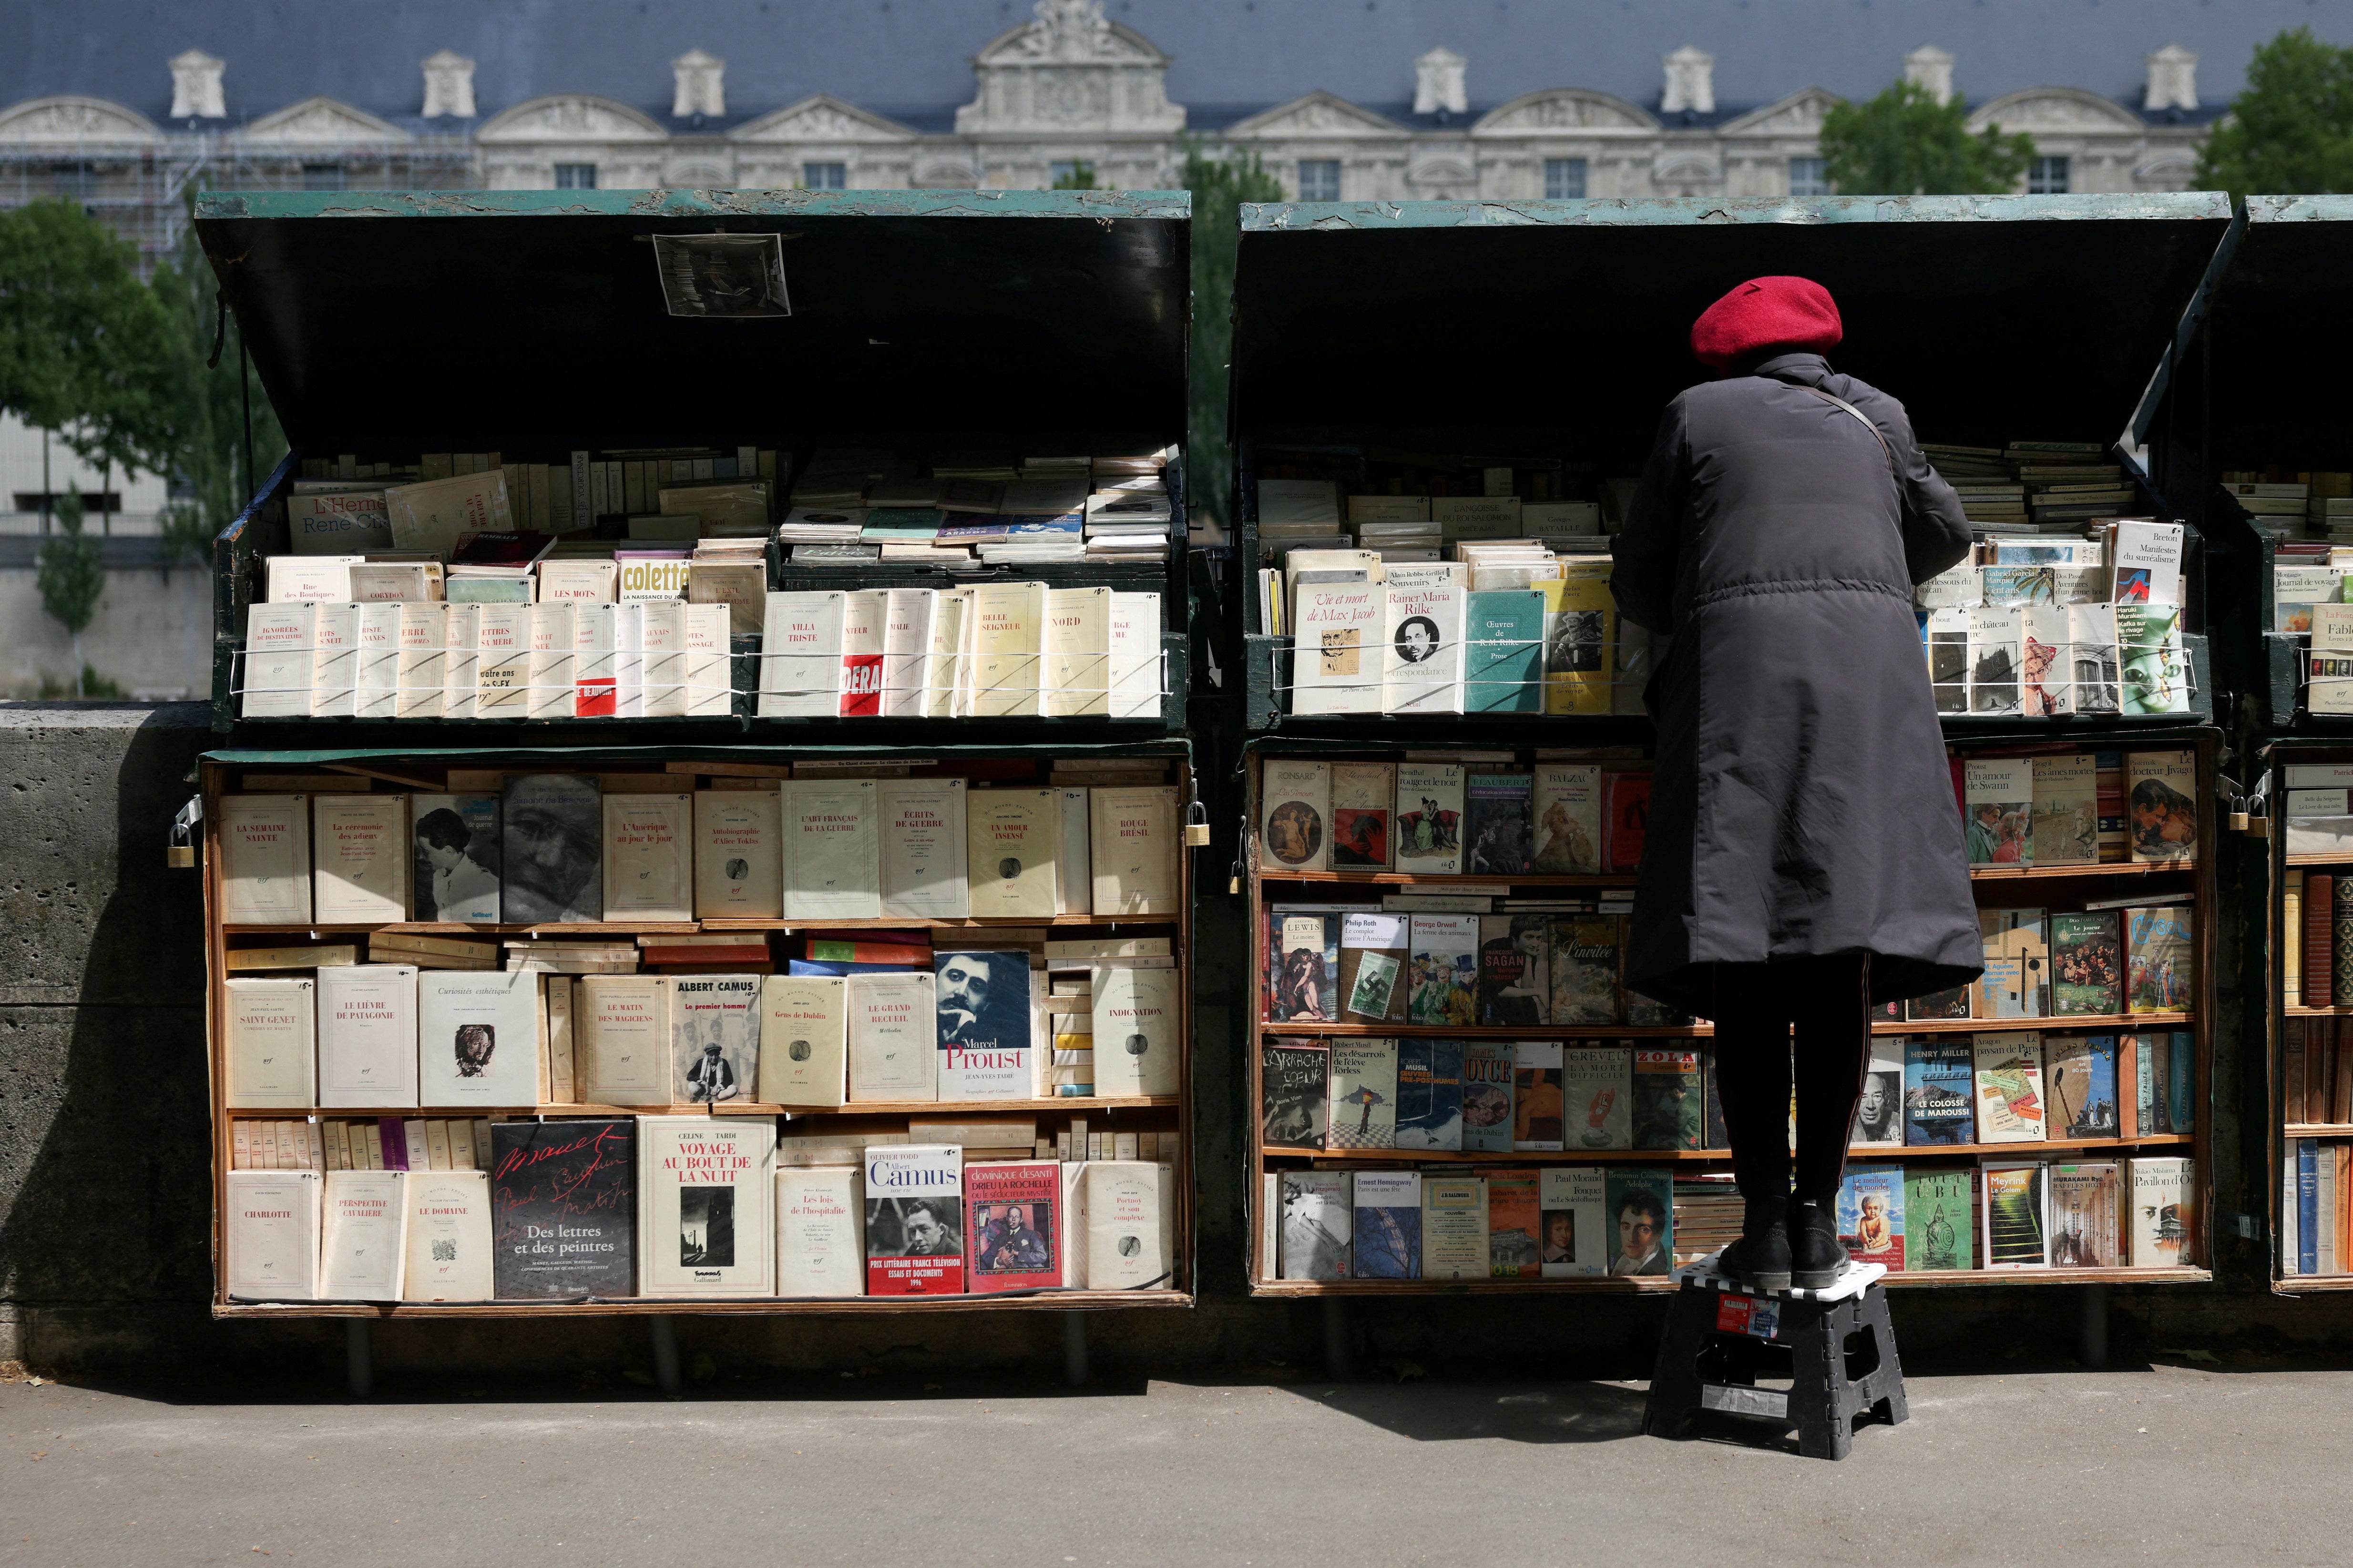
[1903,1167,1974,1272]
[1837,1163,1906,1271]
[1326,1037,1400,1151]
[490,1119,634,1299]
[1487,1168,1543,1278]
[1512,1040,1565,1151]
[1392,1037,1465,1151]
[1460,1041,1516,1153]
[1478,914,1550,1026]
[1631,1049,1703,1151]
[1903,1035,1975,1145]
[1408,914,1479,1026]
[2048,1161,2121,1267]
[1605,1168,1674,1275]
[1267,907,1342,1023]
[1462,771,1534,876]
[1328,761,1394,869]
[1539,1165,1607,1278]
[1562,1043,1634,1150]
[1973,1031,2048,1143]
[1351,1171,1421,1279]
[1548,916,1622,1026]
[2127,904,2194,1014]
[2050,910,2123,1016]
[1259,1039,1330,1148]
[1983,1161,2050,1268]
[2046,1033,2121,1139]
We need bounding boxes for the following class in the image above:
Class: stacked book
[1922,440,2140,535]
[2222,470,2353,542]
[778,447,1173,569]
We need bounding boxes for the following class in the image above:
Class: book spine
[2284,1146,2301,1276]
[2310,875,2336,1008]
[2338,878,2353,1016]
[2287,1019,2307,1125]
[2286,872,2304,1008]
[2300,1139,2320,1275]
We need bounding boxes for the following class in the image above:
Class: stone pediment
[0,95,162,144]
[957,0,1182,133]
[1227,92,1405,139]
[1718,87,1842,137]
[477,95,669,144]
[235,96,411,144]
[1473,88,1658,134]
[1970,87,2144,134]
[972,0,1167,67]
[732,95,914,144]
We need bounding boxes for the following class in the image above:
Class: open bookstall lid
[2194,195,2353,468]
[1230,193,2232,459]
[193,188,1190,451]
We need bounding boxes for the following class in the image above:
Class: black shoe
[1789,1199,1849,1291]
[1718,1222,1791,1295]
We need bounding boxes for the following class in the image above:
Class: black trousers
[1708,953,1875,1222]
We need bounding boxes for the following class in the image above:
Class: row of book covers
[1270,1159,2194,1280]
[225,1122,1174,1302]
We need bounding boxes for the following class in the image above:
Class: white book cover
[602,793,693,922]
[224,1170,321,1299]
[316,964,419,1107]
[1090,964,1179,1097]
[838,588,888,717]
[1967,605,2023,716]
[1083,1162,1168,1289]
[758,973,848,1107]
[241,603,317,719]
[1259,759,1331,873]
[539,558,617,604]
[1382,563,1466,714]
[266,554,361,603]
[571,601,615,716]
[1055,786,1093,914]
[1089,785,1179,915]
[877,777,970,919]
[637,1117,778,1296]
[672,974,762,1107]
[579,975,674,1106]
[1281,1171,1352,1280]
[2019,604,2073,717]
[1538,1166,1608,1277]
[964,788,1057,917]
[847,972,937,1101]
[776,1165,866,1296]
[1853,1041,1904,1147]
[2067,602,2121,714]
[1043,585,1112,716]
[757,590,846,717]
[354,601,402,719]
[417,967,542,1108]
[1109,591,1162,719]
[1290,580,1386,713]
[783,778,881,919]
[613,600,645,719]
[441,602,480,718]
[313,796,412,927]
[683,602,732,717]
[936,949,1034,1100]
[694,788,783,919]
[880,587,937,717]
[524,601,576,720]
[218,794,312,924]
[402,1170,494,1300]
[969,580,1048,717]
[224,976,317,1108]
[2126,1155,2194,1267]
[309,602,358,718]
[2110,520,2185,605]
[1395,762,1465,875]
[319,1170,408,1301]
[473,603,534,716]
[1531,764,1602,874]
[640,599,688,718]
[394,601,448,719]
[926,588,971,716]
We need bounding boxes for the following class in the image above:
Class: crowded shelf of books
[2239,469,2353,722]
[2268,749,2353,1286]
[231,442,1176,725]
[205,746,1195,1314]
[1246,742,2210,1293]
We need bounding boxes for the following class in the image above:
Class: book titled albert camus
[491,1119,634,1299]
[672,974,761,1106]
[500,774,603,924]
[866,1143,965,1295]
[637,1116,777,1297]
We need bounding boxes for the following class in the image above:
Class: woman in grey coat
[1611,275,1982,1291]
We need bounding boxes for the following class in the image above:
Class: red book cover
[802,928,934,948]
[964,1160,1062,1293]
[839,591,885,717]
[1604,773,1651,873]
[640,946,773,965]
[576,676,618,718]
[864,1144,966,1295]
[2308,875,2335,1009]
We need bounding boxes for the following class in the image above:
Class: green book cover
[1904,1167,1973,1272]
[1462,589,1544,713]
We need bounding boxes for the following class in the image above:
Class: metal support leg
[650,1314,683,1396]
[1322,1297,1350,1379]
[345,1319,373,1399]
[1063,1312,1089,1387]
[2078,1283,2109,1369]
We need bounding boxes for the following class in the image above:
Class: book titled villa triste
[637,1116,777,1297]
[757,590,845,718]
[692,788,783,920]
[317,964,419,1108]
[784,778,880,920]
[219,794,312,923]
[602,793,693,923]
[757,972,848,1107]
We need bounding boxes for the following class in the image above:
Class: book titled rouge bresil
[491,1119,634,1299]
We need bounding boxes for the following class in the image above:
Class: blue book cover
[2300,1139,2320,1275]
[2168,1030,2195,1133]
[1463,589,1545,713]
[1393,1039,1465,1150]
[787,958,920,977]
[1902,1036,1974,1145]
[1351,1171,1422,1278]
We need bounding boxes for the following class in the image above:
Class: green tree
[37,484,104,697]
[1050,160,1100,190]
[150,206,288,563]
[1820,81,2036,195]
[1181,143,1283,532]
[2198,28,2353,199]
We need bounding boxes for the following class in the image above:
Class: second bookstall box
[205,740,1199,1316]
[1229,193,2231,735]
[197,189,1191,735]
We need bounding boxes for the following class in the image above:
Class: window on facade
[804,162,848,189]
[1048,160,1097,189]
[1296,159,1341,202]
[1787,156,1828,197]
[50,161,94,204]
[1543,158,1587,200]
[302,163,345,191]
[553,163,598,190]
[2028,156,2070,194]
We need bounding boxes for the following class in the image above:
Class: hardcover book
[1838,1164,1906,1270]
[2127,1155,2194,1266]
[1392,1038,1465,1150]
[1463,771,1535,876]
[2127,750,2198,864]
[1982,1160,2050,1269]
[1326,1037,1401,1150]
[417,968,542,1108]
[776,1165,865,1297]
[693,789,784,920]
[1478,914,1550,1026]
[1281,1170,1352,1280]
[403,1170,494,1301]
[1902,1035,1975,1145]
[1549,917,1622,1024]
[320,1170,408,1301]
[847,972,937,1102]
[1408,914,1479,1026]
[1260,1039,1330,1148]
[1512,1040,1565,1151]
[1539,1166,1608,1277]
[490,1119,634,1299]
[638,1116,777,1296]
[965,1159,1060,1293]
[785,779,882,920]
[1605,1168,1674,1274]
[1421,1176,1488,1279]
[1562,1044,1634,1151]
[1903,1167,1973,1271]
[219,794,313,924]
[1460,1043,1516,1152]
[313,794,410,923]
[2049,1161,2121,1267]
[1530,763,1602,873]
[1352,1171,1422,1279]
[1337,912,1410,1023]
[1972,1031,2048,1143]
[1631,1049,1703,1151]
[672,974,761,1107]
[1329,762,1394,868]
[2050,911,2123,1016]
[1487,1169,1543,1277]
[1393,762,1464,875]
[500,775,602,924]
[2126,904,2194,1014]
[1259,760,1331,873]
[964,788,1057,918]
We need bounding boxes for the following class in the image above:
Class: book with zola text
[637,1116,777,1297]
[1631,1049,1703,1151]
[491,1119,634,1299]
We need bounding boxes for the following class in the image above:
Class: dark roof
[6,0,2335,128]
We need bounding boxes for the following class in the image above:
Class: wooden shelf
[810,1096,1176,1115]
[225,916,1173,937]
[2286,1008,2353,1018]
[2274,1274,2353,1293]
[1260,1020,1711,1038]
[2286,852,2353,866]
[228,1097,1177,1120]
[214,1288,1194,1319]
[1256,863,2189,887]
[699,915,1176,931]
[1965,860,2194,879]
[2284,1123,2353,1137]
[1248,1267,2208,1297]
[1890,1012,2189,1034]
[1259,1134,2195,1164]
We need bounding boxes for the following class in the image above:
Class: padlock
[167,844,196,869]
[1184,799,1211,848]
[168,794,203,870]
[2230,810,2251,833]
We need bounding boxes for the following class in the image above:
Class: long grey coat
[1611,351,1982,1016]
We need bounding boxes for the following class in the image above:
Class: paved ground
[0,1359,2340,1568]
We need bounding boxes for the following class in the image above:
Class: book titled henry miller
[491,1119,635,1299]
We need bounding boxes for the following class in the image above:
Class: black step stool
[1643,1254,1907,1460]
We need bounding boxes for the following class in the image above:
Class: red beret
[1690,275,1843,371]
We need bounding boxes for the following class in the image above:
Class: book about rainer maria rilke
[1903,1036,1974,1145]
[1837,1163,1905,1271]
[491,1119,634,1299]
[964,1159,1059,1294]
[865,1144,965,1296]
